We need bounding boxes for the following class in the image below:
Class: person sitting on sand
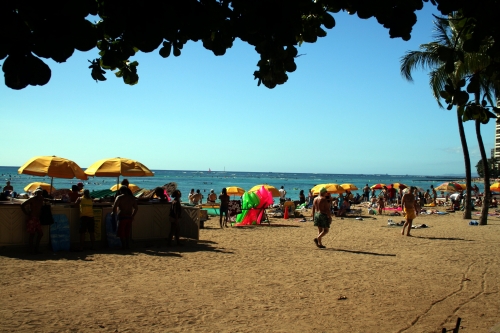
[312,188,331,248]
[401,186,418,236]
[491,197,498,208]
[475,197,482,207]
[21,188,45,254]
[336,198,350,217]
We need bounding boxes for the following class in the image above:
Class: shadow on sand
[412,235,474,241]
[0,238,233,262]
[325,247,396,257]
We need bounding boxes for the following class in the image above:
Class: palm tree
[400,14,499,224]
[400,15,472,219]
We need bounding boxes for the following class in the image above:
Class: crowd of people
[9,177,498,254]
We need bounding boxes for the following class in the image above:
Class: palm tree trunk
[476,119,491,225]
[457,108,472,219]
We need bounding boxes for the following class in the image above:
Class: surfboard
[50,214,70,252]
[105,212,122,248]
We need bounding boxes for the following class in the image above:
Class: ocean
[1,166,482,200]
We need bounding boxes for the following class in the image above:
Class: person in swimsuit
[168,190,183,246]
[219,188,230,228]
[377,195,385,215]
[112,185,138,250]
[312,187,332,248]
[20,188,45,254]
[401,186,419,236]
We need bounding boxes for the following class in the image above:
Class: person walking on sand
[401,186,419,236]
[112,185,138,250]
[219,188,230,228]
[168,190,183,246]
[75,189,95,251]
[312,187,332,248]
[20,188,45,254]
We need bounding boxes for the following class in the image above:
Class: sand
[1,206,500,333]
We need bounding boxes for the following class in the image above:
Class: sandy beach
[1,206,500,333]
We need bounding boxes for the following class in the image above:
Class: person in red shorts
[20,188,44,254]
[112,186,138,250]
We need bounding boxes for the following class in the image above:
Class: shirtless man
[401,186,419,236]
[363,184,370,202]
[20,189,44,253]
[112,186,139,249]
[312,188,332,248]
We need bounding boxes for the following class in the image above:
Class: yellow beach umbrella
[18,155,88,194]
[85,157,154,177]
[434,182,463,192]
[19,155,88,179]
[370,183,386,189]
[491,183,500,192]
[226,186,245,196]
[85,157,154,190]
[248,184,280,197]
[24,182,56,193]
[340,183,358,191]
[110,183,141,193]
[312,183,345,195]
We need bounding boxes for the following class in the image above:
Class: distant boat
[208,168,211,173]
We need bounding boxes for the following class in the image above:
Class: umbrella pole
[50,177,53,195]
[117,176,120,192]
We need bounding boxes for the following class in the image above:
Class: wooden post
[453,317,462,333]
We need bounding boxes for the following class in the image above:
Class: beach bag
[40,204,54,225]
[228,200,242,217]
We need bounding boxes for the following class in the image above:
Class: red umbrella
[387,183,407,190]
[370,183,386,190]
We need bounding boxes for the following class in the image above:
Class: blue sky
[1,4,494,176]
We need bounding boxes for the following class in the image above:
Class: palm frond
[400,49,442,82]
[429,69,448,108]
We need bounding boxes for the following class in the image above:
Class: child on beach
[377,196,385,215]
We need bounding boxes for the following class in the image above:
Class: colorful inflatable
[236,186,274,225]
